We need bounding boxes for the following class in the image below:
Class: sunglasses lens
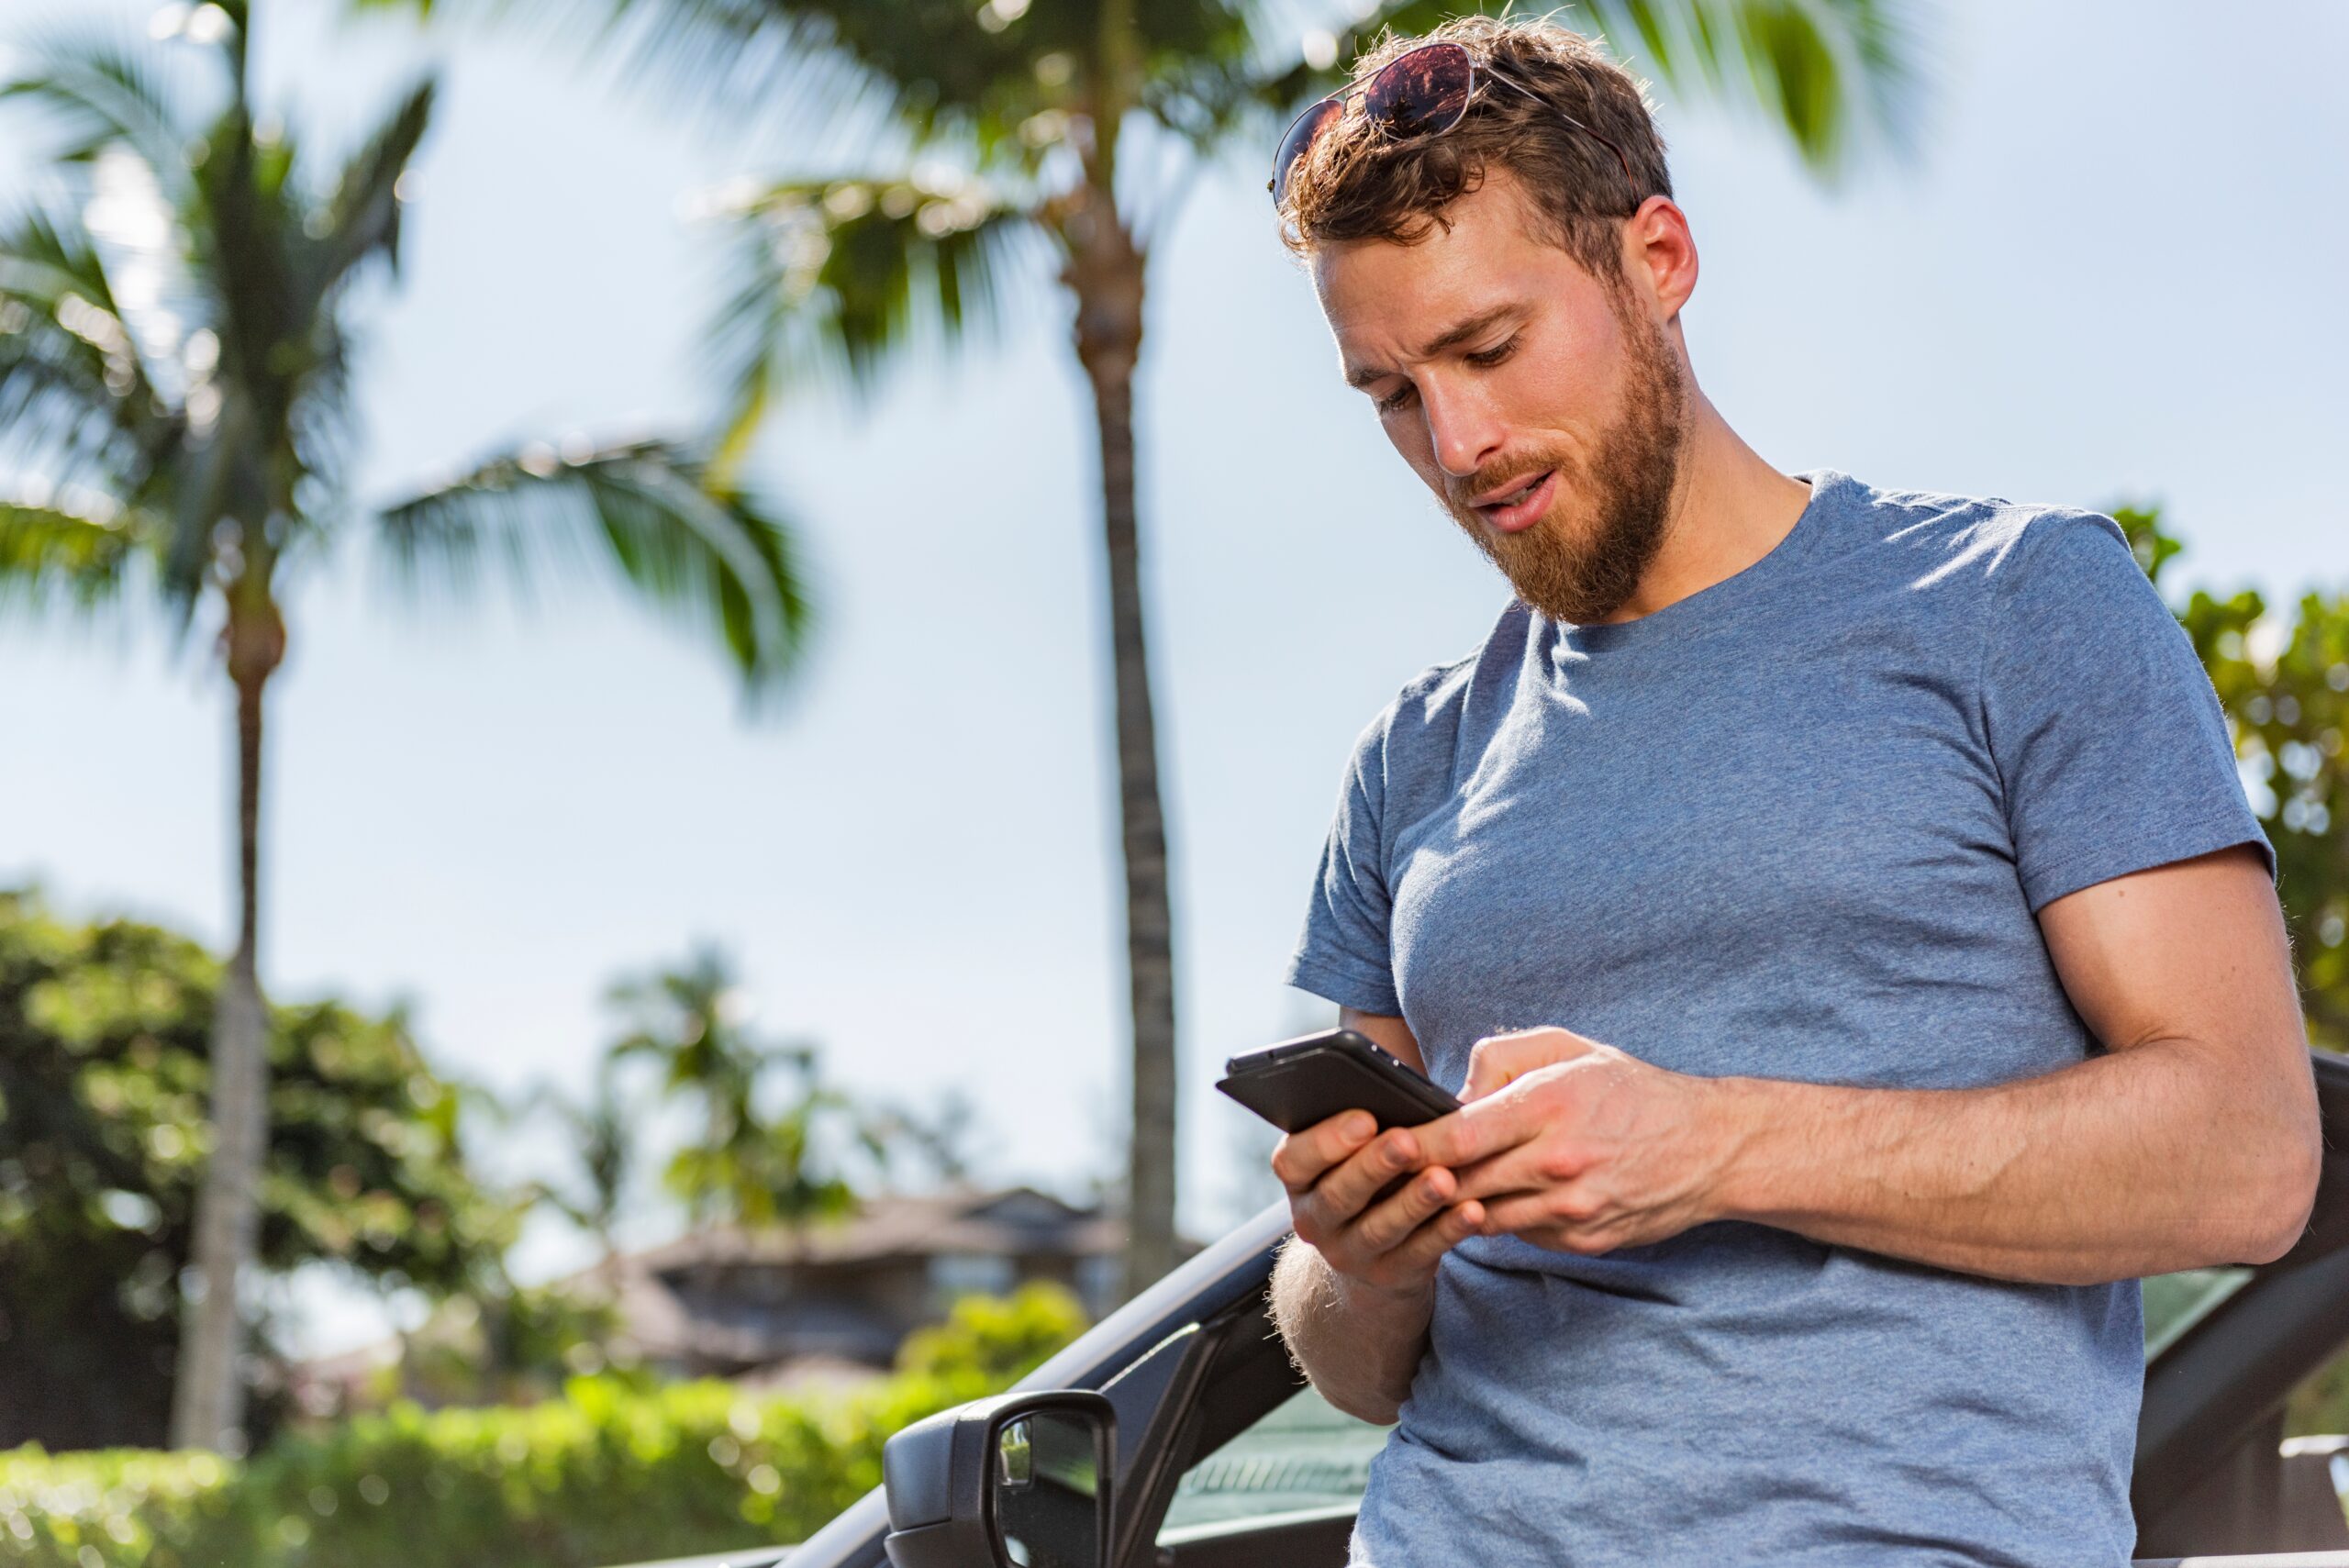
[1364,42,1472,139]
[1272,97,1344,206]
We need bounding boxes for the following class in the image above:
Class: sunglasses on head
[1270,39,1637,211]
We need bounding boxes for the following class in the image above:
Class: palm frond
[0,27,200,193]
[85,141,214,399]
[198,101,304,417]
[0,200,183,507]
[702,174,1042,480]
[156,389,251,614]
[349,0,898,146]
[0,328,147,494]
[0,497,141,614]
[1577,0,1926,172]
[1141,0,1319,149]
[362,0,1099,155]
[1236,0,1925,182]
[373,436,814,693]
[295,78,435,312]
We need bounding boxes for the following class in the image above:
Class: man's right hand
[1273,1109,1486,1296]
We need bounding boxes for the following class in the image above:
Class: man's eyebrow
[1419,304,1522,359]
[1341,304,1524,389]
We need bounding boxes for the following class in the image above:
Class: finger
[1270,1110,1378,1195]
[1346,1162,1457,1254]
[1410,1094,1538,1170]
[1464,1028,1590,1101]
[1444,1142,1573,1207]
[1313,1126,1429,1222]
[1475,1189,1594,1236]
[1383,1198,1486,1276]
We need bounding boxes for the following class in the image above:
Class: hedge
[0,1284,1085,1568]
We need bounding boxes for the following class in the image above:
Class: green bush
[0,1449,238,1567]
[0,1284,1088,1568]
[895,1282,1091,1390]
[2288,1343,2349,1439]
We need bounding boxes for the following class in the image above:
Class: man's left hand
[1417,1027,1742,1255]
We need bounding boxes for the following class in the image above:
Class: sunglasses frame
[1270,40,1639,211]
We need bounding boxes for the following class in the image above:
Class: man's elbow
[2226,1105,2324,1266]
[1318,1382,1404,1428]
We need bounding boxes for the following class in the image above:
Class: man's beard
[1447,299,1688,625]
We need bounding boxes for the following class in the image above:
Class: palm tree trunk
[170,598,281,1451]
[1071,209,1178,1302]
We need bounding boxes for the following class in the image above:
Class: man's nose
[1421,380,1506,482]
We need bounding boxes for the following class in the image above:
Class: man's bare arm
[1426,846,2323,1284]
[1714,845,2321,1279]
[1265,1008,1478,1424]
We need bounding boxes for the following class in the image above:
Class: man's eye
[1466,335,1520,368]
[1374,383,1417,416]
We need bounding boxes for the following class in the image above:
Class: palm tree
[0,2,812,1451]
[533,1057,638,1272]
[606,943,873,1231]
[381,0,1922,1300]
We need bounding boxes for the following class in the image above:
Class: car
[622,1049,2349,1568]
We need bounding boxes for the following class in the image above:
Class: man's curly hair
[1278,16,1673,290]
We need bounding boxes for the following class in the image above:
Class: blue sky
[3,0,2346,1350]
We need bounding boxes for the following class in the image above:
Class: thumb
[1463,1027,1588,1102]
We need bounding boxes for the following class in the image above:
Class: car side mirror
[881,1389,1116,1568]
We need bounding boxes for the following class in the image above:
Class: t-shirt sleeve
[1981,510,2272,912]
[1284,715,1404,1016]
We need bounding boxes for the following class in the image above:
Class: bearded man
[1263,17,2321,1568]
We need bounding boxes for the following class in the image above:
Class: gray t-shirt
[1284,469,2270,1568]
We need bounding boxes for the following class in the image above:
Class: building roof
[624,1184,1120,1274]
[292,1185,1136,1397]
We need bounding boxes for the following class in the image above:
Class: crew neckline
[1542,467,1854,661]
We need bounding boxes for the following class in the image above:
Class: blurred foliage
[892,1282,1086,1391]
[2289,1349,2349,1440]
[0,891,512,1451]
[354,1282,640,1418]
[0,1285,1085,1568]
[2117,507,2349,1051]
[529,1059,636,1261]
[603,944,974,1234]
[0,2,816,687]
[607,945,871,1232]
[0,1448,238,1568]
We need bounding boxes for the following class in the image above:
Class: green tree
[0,888,513,1451]
[607,945,878,1231]
[2118,506,2349,1051]
[0,3,811,1450]
[384,1275,632,1410]
[381,0,1924,1298]
[528,1057,638,1271]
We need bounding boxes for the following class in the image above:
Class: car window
[1156,1383,1388,1538]
[2143,1266,2253,1360]
[1154,1267,2253,1543]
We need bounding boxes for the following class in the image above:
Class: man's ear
[1620,195,1698,322]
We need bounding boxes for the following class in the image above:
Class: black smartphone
[1216,1027,1461,1134]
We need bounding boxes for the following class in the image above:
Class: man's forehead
[1309,186,1557,381]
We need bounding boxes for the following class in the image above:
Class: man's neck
[1593,393,1813,625]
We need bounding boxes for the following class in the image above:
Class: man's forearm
[1710,1036,2321,1284]
[1266,1238,1431,1425]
